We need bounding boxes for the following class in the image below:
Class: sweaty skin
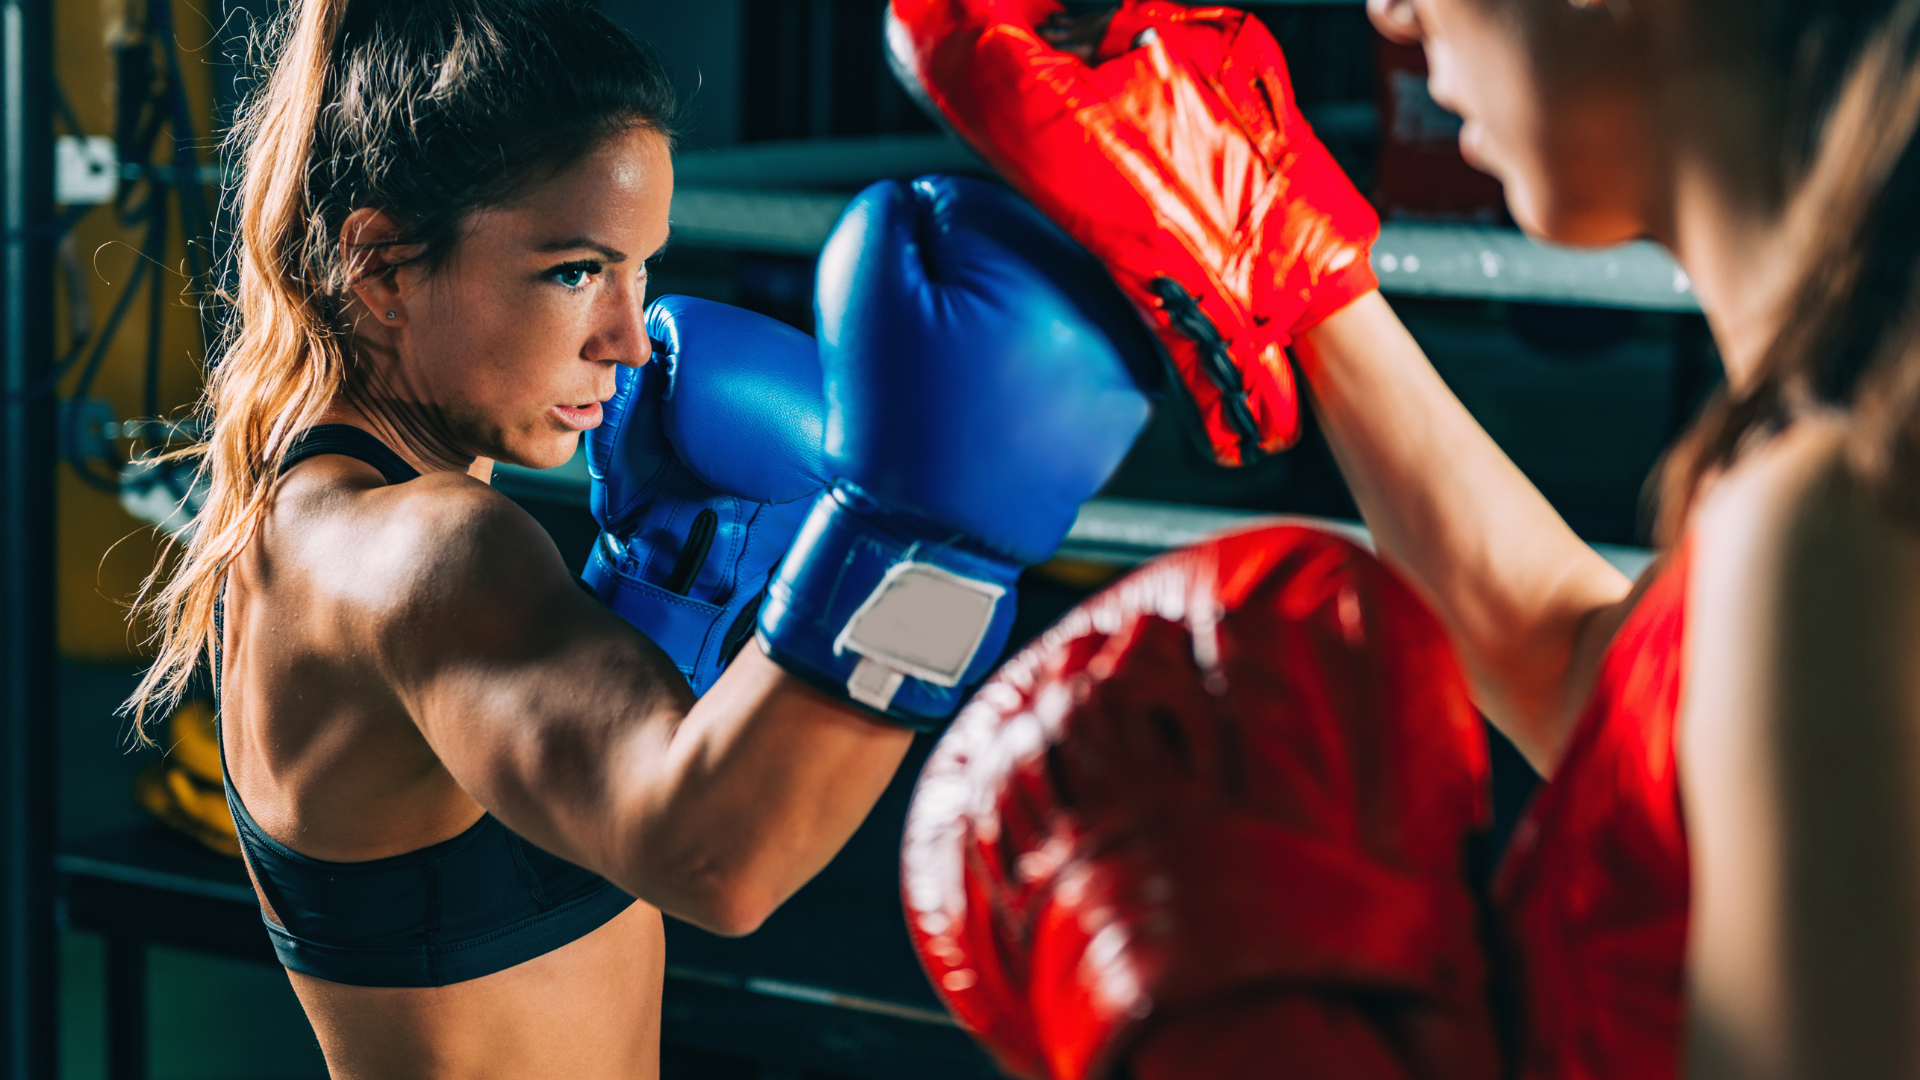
[220,129,913,1078]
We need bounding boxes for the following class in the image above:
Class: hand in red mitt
[888,0,1380,466]
[901,526,1500,1080]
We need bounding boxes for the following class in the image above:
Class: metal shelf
[489,459,1658,582]
[674,132,986,191]
[1054,497,1653,579]
[1371,223,1698,312]
[668,136,1697,311]
[1055,498,1373,564]
[671,187,856,257]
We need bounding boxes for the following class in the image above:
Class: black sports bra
[219,425,635,987]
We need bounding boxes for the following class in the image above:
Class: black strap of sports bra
[213,427,415,723]
[281,424,420,485]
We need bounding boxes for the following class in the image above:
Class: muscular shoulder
[276,463,574,637]
[1689,416,1920,715]
[1697,418,1920,594]
[381,474,556,577]
[1680,425,1920,1078]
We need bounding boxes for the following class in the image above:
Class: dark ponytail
[1658,0,1920,541]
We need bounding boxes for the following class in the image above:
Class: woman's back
[220,432,666,1077]
[224,449,477,860]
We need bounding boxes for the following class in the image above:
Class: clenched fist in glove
[901,526,1500,1080]
[888,0,1380,466]
[584,296,827,695]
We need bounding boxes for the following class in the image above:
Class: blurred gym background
[0,1,1719,1077]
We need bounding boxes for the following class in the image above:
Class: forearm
[1293,293,1629,769]
[606,645,913,934]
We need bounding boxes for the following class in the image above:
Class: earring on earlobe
[385,311,396,319]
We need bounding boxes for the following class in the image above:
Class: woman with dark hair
[1336,2,1920,1073]
[122,0,1156,1073]
[889,0,1920,1075]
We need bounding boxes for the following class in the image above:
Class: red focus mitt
[901,526,1500,1080]
[887,0,1380,466]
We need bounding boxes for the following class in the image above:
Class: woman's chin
[1457,119,1493,175]
[1511,191,1646,249]
[1505,191,1556,243]
[494,431,581,473]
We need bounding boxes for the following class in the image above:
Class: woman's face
[363,127,674,471]
[1370,0,1664,246]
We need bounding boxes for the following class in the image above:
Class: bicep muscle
[374,486,692,873]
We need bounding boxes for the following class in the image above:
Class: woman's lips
[552,402,603,430]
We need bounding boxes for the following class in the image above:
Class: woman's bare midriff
[289,900,666,1080]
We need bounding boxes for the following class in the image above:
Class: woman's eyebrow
[535,237,628,261]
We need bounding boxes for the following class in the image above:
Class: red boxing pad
[888,0,1380,467]
[901,527,1499,1080]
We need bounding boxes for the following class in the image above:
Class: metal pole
[1,0,60,1073]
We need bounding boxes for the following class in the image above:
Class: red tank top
[1494,545,1692,1080]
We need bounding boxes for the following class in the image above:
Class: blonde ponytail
[126,0,355,734]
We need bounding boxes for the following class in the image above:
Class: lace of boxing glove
[902,526,1500,1080]
[584,296,827,696]
[888,0,1381,467]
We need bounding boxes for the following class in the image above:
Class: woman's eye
[549,262,600,291]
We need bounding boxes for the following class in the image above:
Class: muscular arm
[1682,423,1920,1079]
[377,480,911,936]
[1292,293,1634,772]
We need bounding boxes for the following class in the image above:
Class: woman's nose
[601,285,651,369]
[1367,0,1424,45]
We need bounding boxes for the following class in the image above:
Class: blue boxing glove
[756,176,1158,727]
[583,296,827,695]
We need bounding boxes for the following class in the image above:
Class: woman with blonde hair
[126,0,1157,1073]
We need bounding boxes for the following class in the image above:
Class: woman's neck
[1669,183,1796,389]
[316,386,479,479]
[1656,66,1798,390]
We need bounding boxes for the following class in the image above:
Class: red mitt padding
[901,526,1500,1080]
[887,0,1380,467]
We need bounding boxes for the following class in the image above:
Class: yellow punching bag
[134,699,240,857]
[56,0,216,661]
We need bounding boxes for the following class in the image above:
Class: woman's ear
[340,208,427,327]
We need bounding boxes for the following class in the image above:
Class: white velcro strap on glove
[835,562,1004,711]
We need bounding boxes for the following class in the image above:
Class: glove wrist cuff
[757,483,1019,728]
[1288,247,1380,335]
